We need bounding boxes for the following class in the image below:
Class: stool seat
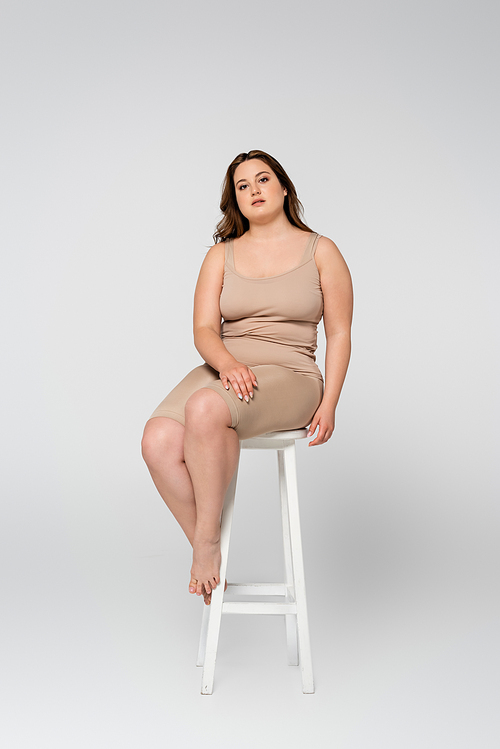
[244,428,309,440]
[240,428,308,450]
[197,428,315,694]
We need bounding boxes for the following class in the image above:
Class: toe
[189,577,197,594]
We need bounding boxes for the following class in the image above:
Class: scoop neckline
[228,232,318,280]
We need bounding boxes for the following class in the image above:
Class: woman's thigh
[149,363,323,441]
[204,365,323,440]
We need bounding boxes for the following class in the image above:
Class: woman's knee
[184,388,231,430]
[141,417,184,466]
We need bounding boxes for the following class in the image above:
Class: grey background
[1,1,499,747]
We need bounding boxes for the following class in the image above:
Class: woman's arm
[307,236,353,446]
[193,244,257,400]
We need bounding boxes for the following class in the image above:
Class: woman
[142,150,353,605]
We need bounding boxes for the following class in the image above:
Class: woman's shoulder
[196,242,226,285]
[203,241,226,265]
[315,234,340,253]
[314,235,351,276]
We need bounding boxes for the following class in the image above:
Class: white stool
[196,429,314,694]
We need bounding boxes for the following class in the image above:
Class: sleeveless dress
[149,232,324,440]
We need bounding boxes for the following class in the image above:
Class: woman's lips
[252,199,265,206]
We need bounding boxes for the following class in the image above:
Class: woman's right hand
[220,362,258,402]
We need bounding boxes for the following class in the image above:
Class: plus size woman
[142,150,353,605]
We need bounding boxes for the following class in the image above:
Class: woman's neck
[245,213,302,243]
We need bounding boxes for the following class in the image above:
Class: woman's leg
[142,416,218,604]
[142,396,238,601]
[141,417,197,544]
[183,388,240,599]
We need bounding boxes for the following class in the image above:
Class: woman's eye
[259,177,268,183]
[239,184,248,190]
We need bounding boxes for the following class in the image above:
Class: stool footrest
[222,601,297,615]
[226,583,293,597]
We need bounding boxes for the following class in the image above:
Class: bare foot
[189,577,213,606]
[190,539,221,600]
[202,585,212,606]
[197,579,228,606]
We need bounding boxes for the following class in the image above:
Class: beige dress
[149,232,324,440]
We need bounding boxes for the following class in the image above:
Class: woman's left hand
[307,404,335,446]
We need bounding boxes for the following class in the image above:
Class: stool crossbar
[196,429,314,694]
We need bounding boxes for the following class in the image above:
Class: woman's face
[233,158,287,223]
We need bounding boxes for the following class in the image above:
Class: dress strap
[302,232,322,261]
[224,238,236,270]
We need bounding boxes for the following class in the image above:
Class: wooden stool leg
[282,443,315,694]
[278,450,299,666]
[196,601,210,667]
[200,462,239,694]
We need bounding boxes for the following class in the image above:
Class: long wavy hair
[213,150,312,242]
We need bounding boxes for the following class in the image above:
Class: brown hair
[213,150,313,242]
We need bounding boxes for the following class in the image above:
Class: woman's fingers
[227,375,243,400]
[308,407,335,446]
[308,420,333,446]
[307,417,319,439]
[223,365,257,401]
[230,374,252,401]
[309,431,327,446]
[248,367,258,388]
[242,370,256,399]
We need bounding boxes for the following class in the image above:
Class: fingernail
[225,385,229,390]
[307,431,312,436]
[244,395,249,402]
[238,393,243,400]
[249,393,253,399]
